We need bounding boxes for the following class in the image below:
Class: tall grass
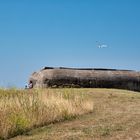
[0,89,93,139]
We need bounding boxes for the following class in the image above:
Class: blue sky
[0,0,140,88]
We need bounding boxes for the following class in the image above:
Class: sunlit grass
[8,88,140,140]
[0,88,93,139]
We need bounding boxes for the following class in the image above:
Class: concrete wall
[29,67,140,92]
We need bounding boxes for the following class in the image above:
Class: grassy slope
[0,88,93,139]
[11,89,140,140]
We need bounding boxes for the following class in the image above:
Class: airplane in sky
[96,41,108,48]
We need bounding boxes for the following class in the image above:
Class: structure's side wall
[29,68,140,92]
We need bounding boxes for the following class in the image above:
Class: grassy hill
[1,88,140,140]
[0,88,93,139]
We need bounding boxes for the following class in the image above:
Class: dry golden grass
[10,88,140,140]
[0,88,93,139]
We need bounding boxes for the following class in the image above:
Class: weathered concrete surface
[29,67,140,91]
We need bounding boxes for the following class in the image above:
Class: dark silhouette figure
[28,81,33,89]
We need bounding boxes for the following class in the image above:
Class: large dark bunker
[29,67,140,92]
